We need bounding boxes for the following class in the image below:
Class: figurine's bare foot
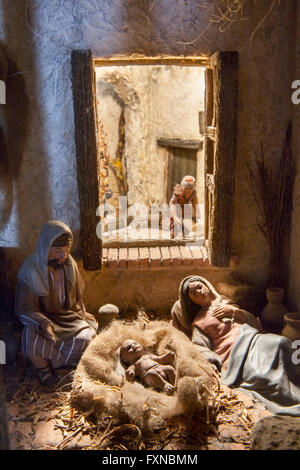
[164,383,175,395]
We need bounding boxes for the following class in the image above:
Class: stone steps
[102,245,210,269]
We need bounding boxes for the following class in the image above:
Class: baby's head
[120,339,144,364]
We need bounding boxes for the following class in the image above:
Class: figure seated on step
[169,175,199,239]
[15,220,119,389]
[119,339,176,395]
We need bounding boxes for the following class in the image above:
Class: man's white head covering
[17,220,80,297]
[181,175,196,188]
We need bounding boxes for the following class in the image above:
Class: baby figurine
[119,339,176,395]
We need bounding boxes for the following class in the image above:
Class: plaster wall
[79,262,231,315]
[0,0,297,311]
[289,2,300,310]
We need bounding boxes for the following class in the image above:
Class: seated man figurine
[15,220,99,387]
[119,339,176,395]
[169,175,199,238]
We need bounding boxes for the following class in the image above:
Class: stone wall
[289,1,300,309]
[0,0,298,311]
[80,261,231,315]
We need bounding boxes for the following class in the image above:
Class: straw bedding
[71,319,218,434]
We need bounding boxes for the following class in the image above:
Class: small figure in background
[119,339,176,395]
[169,175,199,238]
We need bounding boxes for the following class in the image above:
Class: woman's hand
[211,304,246,324]
[41,320,56,342]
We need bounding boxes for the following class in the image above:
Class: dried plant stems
[177,0,277,47]
[210,0,247,32]
[246,122,294,286]
[210,0,276,38]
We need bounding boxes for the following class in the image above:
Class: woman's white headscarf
[17,220,80,297]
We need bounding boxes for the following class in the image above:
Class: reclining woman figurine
[171,275,300,415]
[119,339,176,395]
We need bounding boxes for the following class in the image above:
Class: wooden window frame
[71,51,238,270]
[204,51,239,267]
[71,50,102,270]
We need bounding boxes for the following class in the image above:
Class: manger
[71,319,219,434]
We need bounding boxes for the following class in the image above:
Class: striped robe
[15,265,97,368]
[20,322,96,368]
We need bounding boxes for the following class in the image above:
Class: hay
[6,358,260,450]
[71,320,219,434]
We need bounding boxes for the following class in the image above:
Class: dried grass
[7,374,254,450]
[177,0,277,46]
[210,0,248,33]
[210,0,276,42]
[6,316,263,450]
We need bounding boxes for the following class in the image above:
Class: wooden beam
[157,138,203,150]
[208,51,239,267]
[71,49,102,270]
[204,67,214,240]
[94,55,209,67]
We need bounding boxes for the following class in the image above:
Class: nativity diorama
[1,0,300,455]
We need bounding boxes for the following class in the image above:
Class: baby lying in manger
[118,339,176,395]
